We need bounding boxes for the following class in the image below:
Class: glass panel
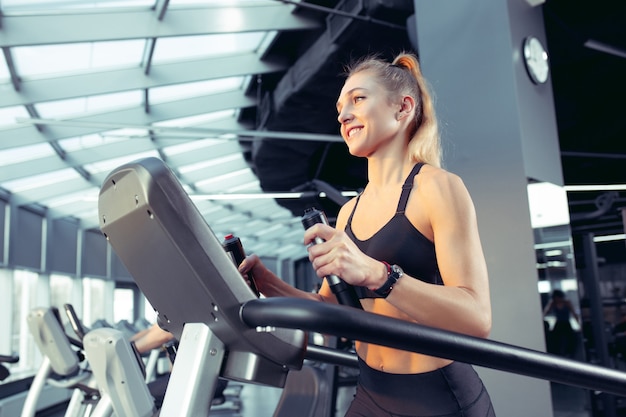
[12,270,40,374]
[528,182,584,360]
[143,296,157,322]
[178,153,242,174]
[150,77,244,104]
[0,269,14,361]
[0,106,30,128]
[113,287,134,324]
[152,32,265,63]
[82,277,108,327]
[59,132,135,152]
[154,109,235,127]
[83,150,160,175]
[169,0,274,5]
[35,90,143,119]
[12,41,145,79]
[1,168,81,193]
[162,137,226,156]
[0,143,56,164]
[49,274,76,329]
[42,188,99,209]
[2,0,154,12]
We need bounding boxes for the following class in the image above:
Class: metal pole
[241,297,626,398]
[580,232,617,416]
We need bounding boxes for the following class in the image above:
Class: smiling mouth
[347,127,363,138]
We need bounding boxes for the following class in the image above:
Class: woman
[543,289,580,357]
[240,52,495,416]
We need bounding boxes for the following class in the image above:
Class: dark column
[581,233,617,417]
[412,1,562,415]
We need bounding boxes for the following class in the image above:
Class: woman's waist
[356,342,452,374]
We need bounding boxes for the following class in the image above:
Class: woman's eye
[354,96,365,102]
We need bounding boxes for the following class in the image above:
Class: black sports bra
[344,163,443,299]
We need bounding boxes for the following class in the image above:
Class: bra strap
[396,163,425,214]
[346,193,362,228]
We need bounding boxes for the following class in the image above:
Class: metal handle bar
[240,297,626,397]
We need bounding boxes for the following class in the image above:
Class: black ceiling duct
[252,0,414,220]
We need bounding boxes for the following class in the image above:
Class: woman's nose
[337,108,352,124]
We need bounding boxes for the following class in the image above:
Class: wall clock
[523,36,550,84]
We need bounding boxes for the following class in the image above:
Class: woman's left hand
[303,223,385,289]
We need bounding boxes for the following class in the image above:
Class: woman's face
[336,70,403,157]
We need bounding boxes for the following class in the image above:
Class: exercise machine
[82,327,155,417]
[21,307,99,417]
[99,157,626,417]
[62,302,157,417]
[98,157,317,417]
[0,354,19,382]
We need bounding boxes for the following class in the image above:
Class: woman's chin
[346,143,369,158]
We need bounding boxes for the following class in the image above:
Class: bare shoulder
[415,165,469,200]
[413,165,477,229]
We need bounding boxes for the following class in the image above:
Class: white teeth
[348,127,362,138]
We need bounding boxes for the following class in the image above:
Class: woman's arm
[304,169,491,338]
[385,169,491,338]
[132,323,174,354]
[238,254,329,302]
[543,300,554,316]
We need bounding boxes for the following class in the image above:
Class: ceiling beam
[155,0,170,21]
[0,89,258,150]
[0,52,287,108]
[1,137,246,182]
[0,4,321,47]
[1,46,20,91]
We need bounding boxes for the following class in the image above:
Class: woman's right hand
[238,254,270,295]
[239,253,325,302]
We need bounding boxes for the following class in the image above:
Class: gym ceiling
[0,0,624,263]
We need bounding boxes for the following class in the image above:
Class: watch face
[523,36,550,84]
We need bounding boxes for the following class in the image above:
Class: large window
[0,269,13,358]
[113,287,135,324]
[12,269,47,375]
[82,277,114,327]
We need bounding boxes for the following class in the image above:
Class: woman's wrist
[369,261,390,291]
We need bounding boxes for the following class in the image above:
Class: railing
[241,297,626,397]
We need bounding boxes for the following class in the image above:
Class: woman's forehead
[339,71,379,96]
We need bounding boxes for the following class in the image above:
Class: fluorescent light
[191,192,306,200]
[564,184,626,192]
[538,280,551,294]
[594,234,626,243]
[584,40,626,59]
[190,190,358,201]
[527,182,570,228]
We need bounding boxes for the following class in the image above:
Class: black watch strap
[373,262,403,298]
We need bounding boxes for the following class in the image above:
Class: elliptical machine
[0,353,19,382]
[21,306,99,417]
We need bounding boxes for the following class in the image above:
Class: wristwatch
[373,262,403,298]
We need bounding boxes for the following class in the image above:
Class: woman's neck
[366,155,413,191]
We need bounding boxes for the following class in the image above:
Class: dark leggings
[345,359,495,417]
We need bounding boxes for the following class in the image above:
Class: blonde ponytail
[392,53,441,168]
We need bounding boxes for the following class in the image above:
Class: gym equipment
[63,302,156,417]
[21,307,99,417]
[98,157,306,417]
[301,207,362,309]
[241,297,626,397]
[83,327,156,417]
[0,354,19,382]
[99,157,626,417]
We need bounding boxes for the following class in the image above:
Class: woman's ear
[397,95,416,120]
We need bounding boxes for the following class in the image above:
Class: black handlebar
[64,303,87,341]
[240,297,626,397]
[0,354,19,364]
